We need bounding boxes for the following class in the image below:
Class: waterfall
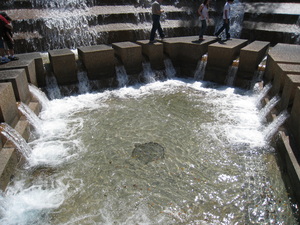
[116,65,129,87]
[142,62,156,83]
[164,59,176,79]
[259,95,280,120]
[29,84,50,109]
[77,71,91,94]
[194,54,207,81]
[256,83,272,108]
[225,65,238,86]
[45,74,62,100]
[264,110,289,142]
[17,103,43,134]
[0,123,32,159]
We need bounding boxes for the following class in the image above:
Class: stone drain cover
[132,142,165,164]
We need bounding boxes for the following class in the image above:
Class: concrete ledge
[48,49,78,85]
[0,147,19,191]
[290,87,300,150]
[265,43,300,82]
[0,57,37,85]
[205,38,248,84]
[0,69,31,104]
[279,75,300,111]
[112,41,142,75]
[0,83,19,129]
[16,52,46,87]
[78,45,115,80]
[136,40,164,71]
[270,64,300,96]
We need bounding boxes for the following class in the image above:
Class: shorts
[3,37,14,49]
[0,38,4,48]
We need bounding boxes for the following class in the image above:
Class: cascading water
[0,78,298,224]
[164,58,176,79]
[0,123,32,160]
[194,54,207,81]
[225,64,238,86]
[256,83,272,108]
[17,102,43,134]
[116,65,129,87]
[29,84,50,109]
[45,74,62,100]
[142,62,156,83]
[259,95,280,121]
[264,110,289,142]
[77,71,91,94]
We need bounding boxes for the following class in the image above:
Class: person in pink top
[0,13,12,64]
[198,0,210,41]
[215,0,234,40]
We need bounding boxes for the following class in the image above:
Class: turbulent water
[0,79,298,224]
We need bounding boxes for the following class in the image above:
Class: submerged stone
[132,142,165,164]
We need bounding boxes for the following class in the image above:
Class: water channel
[0,79,298,224]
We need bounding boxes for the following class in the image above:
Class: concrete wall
[0,37,300,208]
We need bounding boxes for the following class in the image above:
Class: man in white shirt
[149,0,165,43]
[215,0,234,40]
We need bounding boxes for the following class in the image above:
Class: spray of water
[29,84,50,109]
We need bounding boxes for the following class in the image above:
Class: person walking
[215,0,234,40]
[198,0,210,41]
[149,0,165,44]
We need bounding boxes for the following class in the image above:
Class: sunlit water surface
[0,79,297,224]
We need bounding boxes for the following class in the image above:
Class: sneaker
[1,57,10,64]
[8,56,19,61]
[148,40,156,44]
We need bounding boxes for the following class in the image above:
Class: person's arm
[224,6,229,23]
[5,23,12,30]
[198,5,204,18]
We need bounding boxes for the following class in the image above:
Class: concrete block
[205,38,248,84]
[290,87,300,149]
[16,52,46,87]
[136,40,164,70]
[0,83,19,128]
[279,75,300,111]
[112,41,142,75]
[48,49,78,85]
[0,57,37,85]
[270,64,300,96]
[237,41,270,79]
[0,148,18,191]
[0,69,31,104]
[78,45,115,80]
[265,43,300,82]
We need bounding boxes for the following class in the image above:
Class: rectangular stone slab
[0,69,31,104]
[279,74,300,111]
[112,41,142,75]
[0,83,19,128]
[290,87,300,150]
[78,45,115,80]
[0,57,37,85]
[48,49,78,85]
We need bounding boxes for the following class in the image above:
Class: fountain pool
[0,79,298,224]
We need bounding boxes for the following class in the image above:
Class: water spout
[45,74,62,100]
[116,65,129,87]
[194,54,207,81]
[264,110,289,142]
[225,65,238,86]
[164,58,176,79]
[29,84,50,109]
[142,62,156,83]
[0,123,32,159]
[17,102,43,134]
[77,71,91,94]
[259,95,280,120]
[256,83,272,108]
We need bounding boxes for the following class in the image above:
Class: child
[1,12,18,61]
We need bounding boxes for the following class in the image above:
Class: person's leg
[157,19,165,39]
[225,19,230,39]
[215,19,226,37]
[199,20,207,39]
[150,15,160,42]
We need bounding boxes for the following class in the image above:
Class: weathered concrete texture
[265,43,300,82]
[48,49,78,85]
[279,75,300,111]
[78,45,116,80]
[290,87,300,151]
[270,64,300,97]
[0,83,19,128]
[136,40,164,70]
[112,41,142,75]
[204,38,248,84]
[0,147,19,191]
[235,40,270,88]
[163,36,217,77]
[0,57,37,85]
[16,52,46,87]
[0,69,31,104]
